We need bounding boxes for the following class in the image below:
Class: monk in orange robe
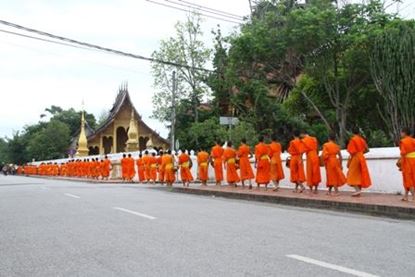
[288,130,306,193]
[178,150,193,187]
[126,154,136,182]
[255,136,271,190]
[163,150,176,186]
[399,127,415,201]
[322,133,346,195]
[120,154,128,181]
[301,131,321,193]
[136,154,146,183]
[197,149,209,185]
[149,153,158,184]
[102,156,112,180]
[269,134,285,191]
[210,141,224,185]
[346,127,372,196]
[237,138,254,189]
[224,141,240,187]
[157,150,165,184]
[142,151,151,182]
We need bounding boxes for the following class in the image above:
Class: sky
[0,0,250,139]
[0,0,413,140]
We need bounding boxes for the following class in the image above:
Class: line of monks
[18,157,112,180]
[18,127,415,201]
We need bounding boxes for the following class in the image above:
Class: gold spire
[126,109,139,152]
[146,135,154,149]
[76,111,89,157]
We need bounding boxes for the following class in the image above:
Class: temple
[70,84,170,156]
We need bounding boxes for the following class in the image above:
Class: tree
[44,106,97,135]
[5,132,28,164]
[26,120,70,161]
[151,12,211,126]
[286,0,391,145]
[370,20,415,143]
[0,137,9,163]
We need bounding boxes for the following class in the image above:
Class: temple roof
[88,85,169,145]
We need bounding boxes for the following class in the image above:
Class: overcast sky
[0,0,250,139]
[0,0,413,139]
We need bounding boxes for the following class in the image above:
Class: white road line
[64,193,81,199]
[286,254,379,277]
[113,207,156,220]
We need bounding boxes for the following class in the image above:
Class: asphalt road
[1,175,414,277]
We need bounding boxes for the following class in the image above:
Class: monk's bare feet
[273,187,279,192]
[401,197,408,202]
[249,185,252,190]
[352,191,361,197]
[313,190,318,194]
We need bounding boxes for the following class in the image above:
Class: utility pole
[170,70,176,151]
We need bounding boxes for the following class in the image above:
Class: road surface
[1,175,414,277]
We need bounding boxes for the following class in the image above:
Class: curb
[168,187,415,220]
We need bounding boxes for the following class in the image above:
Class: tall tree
[151,12,211,126]
[370,20,415,143]
[287,0,390,144]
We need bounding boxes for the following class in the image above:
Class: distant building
[69,85,170,156]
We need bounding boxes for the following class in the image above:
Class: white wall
[30,147,404,194]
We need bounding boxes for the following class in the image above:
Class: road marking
[64,193,80,199]
[286,254,379,277]
[113,207,156,220]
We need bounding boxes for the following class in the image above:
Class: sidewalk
[22,175,415,220]
[168,184,415,220]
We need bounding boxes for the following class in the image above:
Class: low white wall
[30,147,404,194]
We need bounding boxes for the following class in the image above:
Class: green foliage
[27,120,71,161]
[45,106,96,135]
[151,13,211,124]
[4,106,97,164]
[181,118,227,150]
[228,121,258,148]
[4,132,28,164]
[370,19,415,141]
[0,137,9,164]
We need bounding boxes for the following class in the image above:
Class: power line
[0,19,213,72]
[0,28,92,51]
[144,0,242,24]
[163,0,243,20]
[175,0,244,19]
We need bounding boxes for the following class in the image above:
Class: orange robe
[255,142,271,184]
[211,144,224,182]
[143,155,151,181]
[197,151,209,182]
[399,136,415,189]
[163,154,176,183]
[269,141,284,182]
[157,156,164,183]
[149,156,158,181]
[237,144,254,181]
[302,135,321,187]
[288,138,306,183]
[179,153,193,182]
[223,147,240,183]
[121,158,128,179]
[127,157,136,180]
[322,141,346,187]
[346,135,371,188]
[102,159,111,178]
[136,158,146,182]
